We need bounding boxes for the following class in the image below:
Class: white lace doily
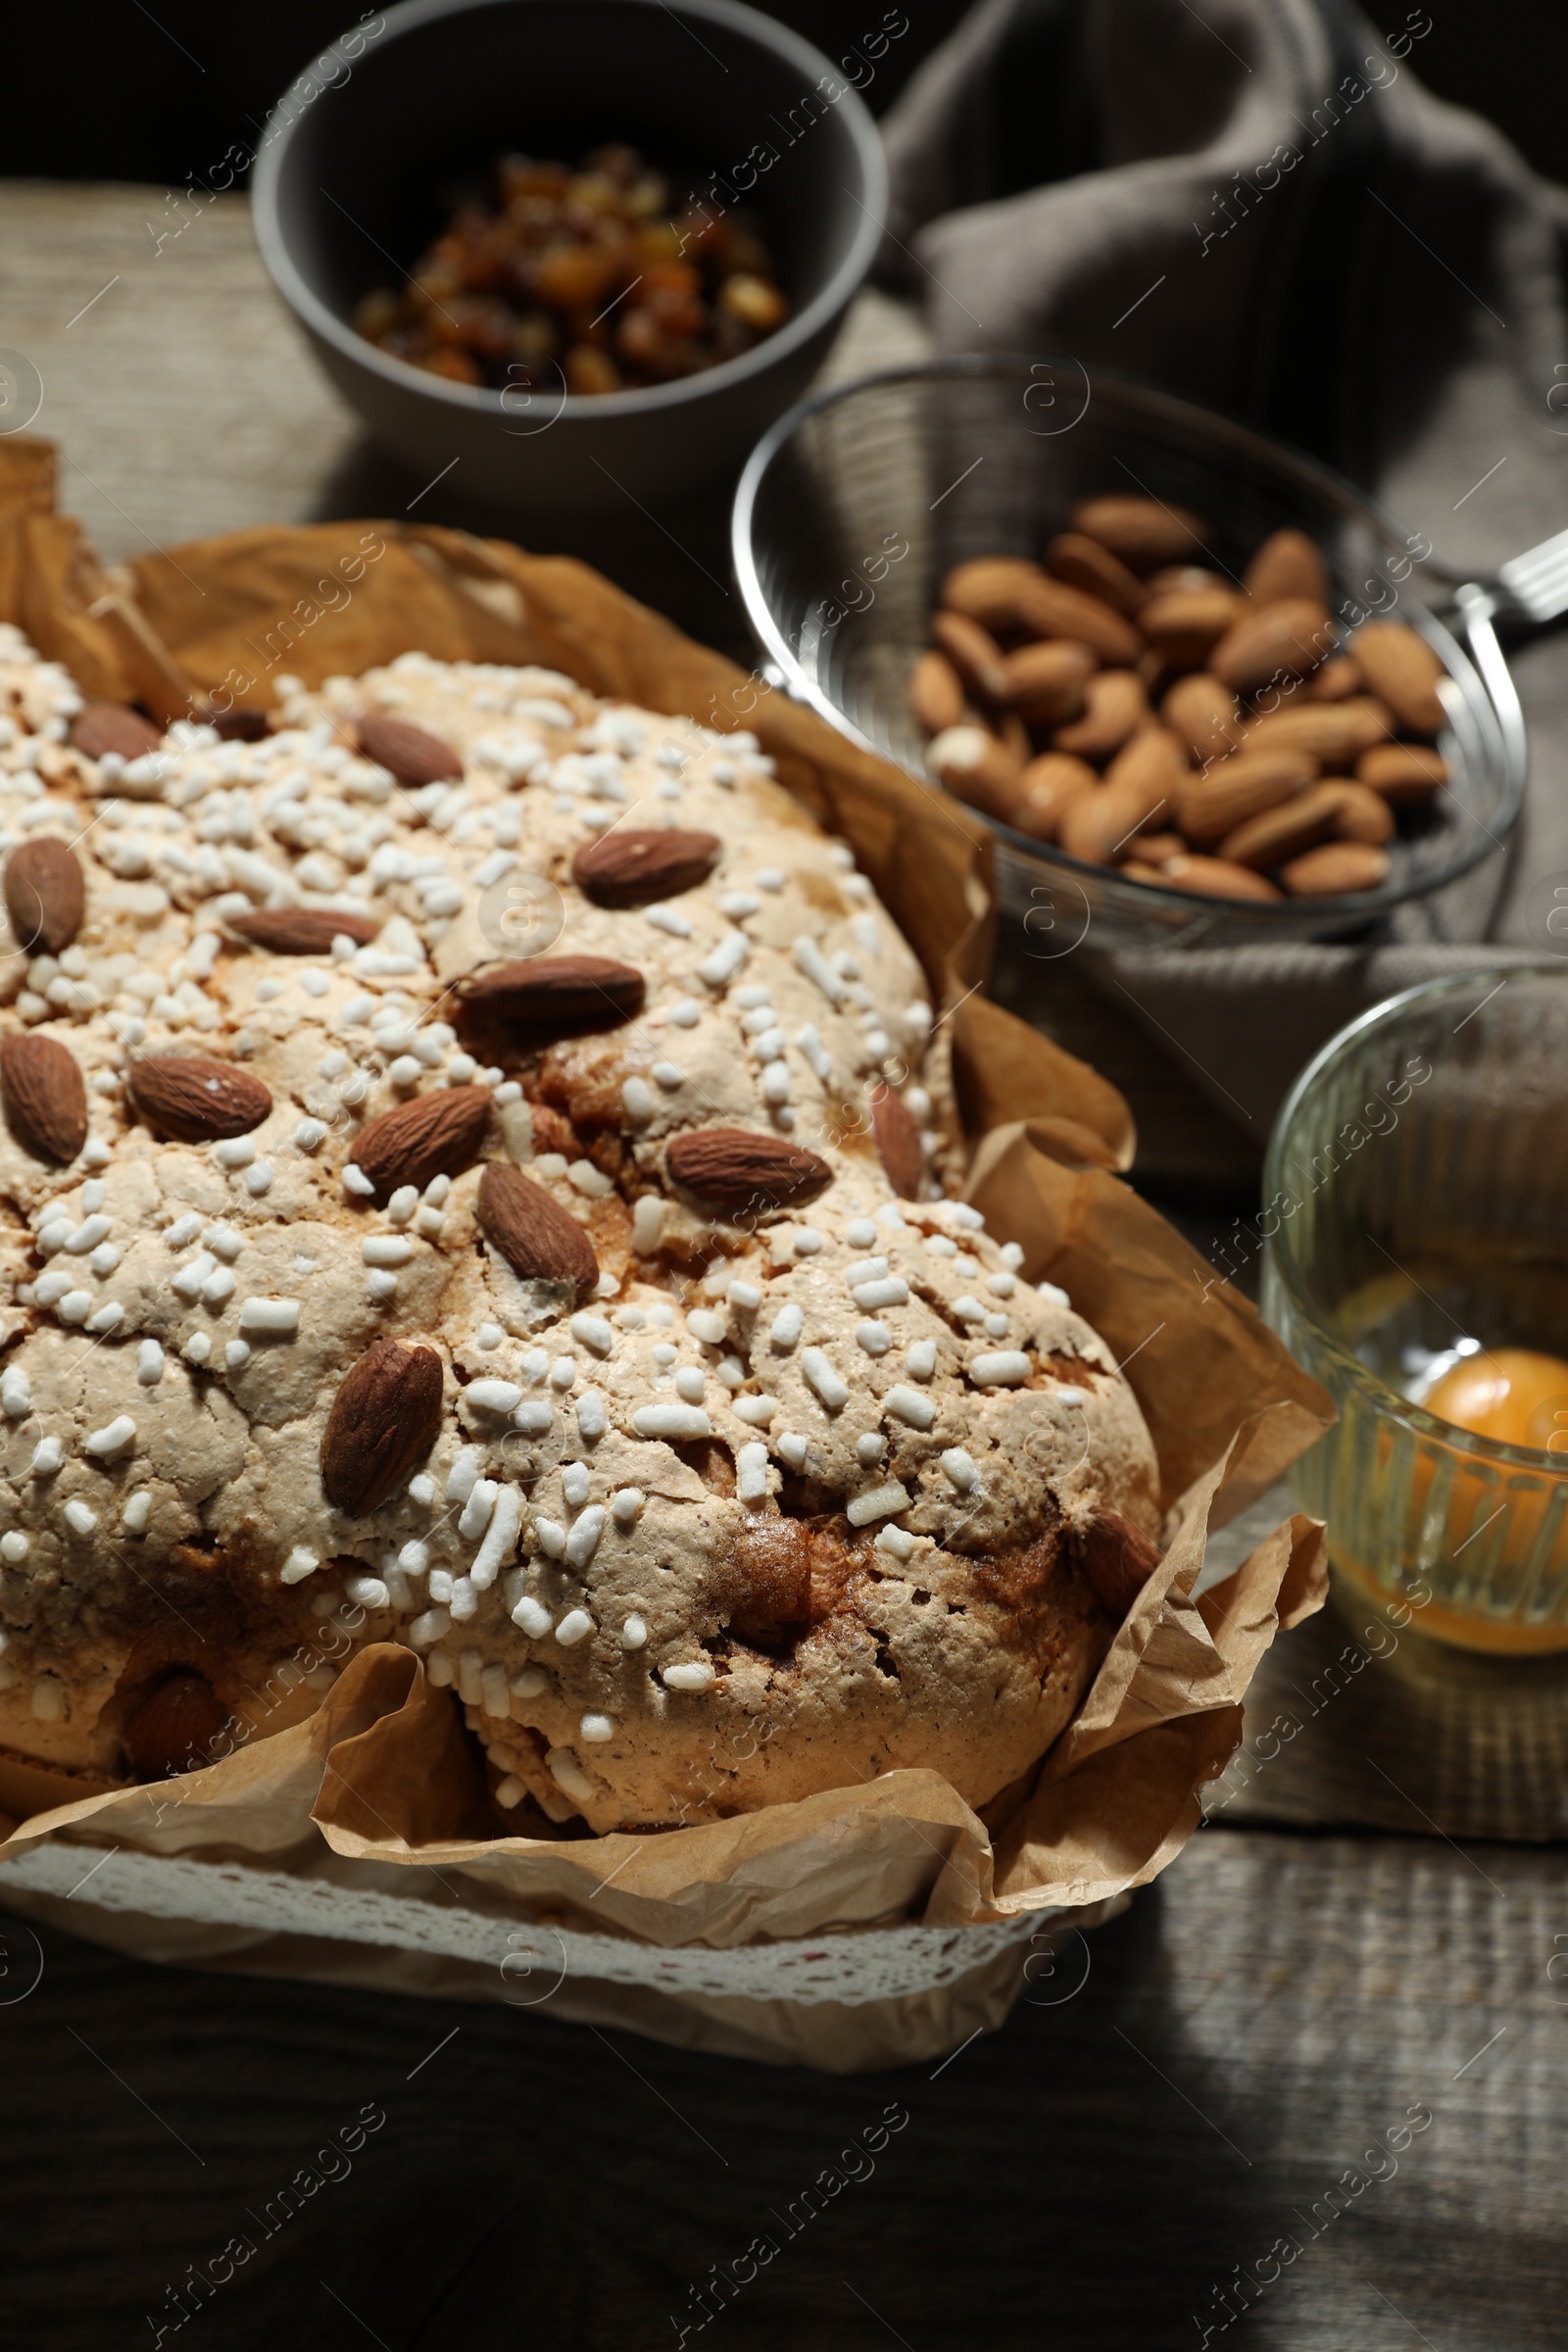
[0,1841,1058,2006]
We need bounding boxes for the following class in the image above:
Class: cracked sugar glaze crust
[0,630,1158,1832]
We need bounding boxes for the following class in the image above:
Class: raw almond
[571,828,721,908]
[476,1161,599,1301]
[665,1127,833,1216]
[869,1082,924,1198]
[128,1054,271,1143]
[1244,528,1329,607]
[1053,668,1148,760]
[928,725,1024,821]
[455,955,646,1052]
[1280,841,1391,897]
[5,836,84,956]
[210,709,271,741]
[1356,742,1446,803]
[1059,727,1186,864]
[356,710,464,785]
[932,610,1012,703]
[1322,781,1396,845]
[0,1033,87,1164]
[1067,496,1205,572]
[941,560,1141,663]
[1002,639,1095,724]
[1177,746,1318,844]
[70,702,164,761]
[1075,1508,1163,1615]
[1243,697,1394,765]
[1219,782,1351,869]
[1125,829,1186,864]
[351,1085,491,1198]
[1158,855,1282,903]
[939,558,1057,637]
[227,906,383,954]
[1005,754,1099,842]
[1162,673,1244,762]
[1210,598,1335,692]
[1147,565,1230,597]
[122,1670,226,1781]
[908,650,965,734]
[1350,622,1446,735]
[1304,653,1364,702]
[1138,586,1248,669]
[321,1337,445,1513]
[1043,531,1148,616]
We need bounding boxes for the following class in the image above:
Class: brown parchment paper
[0,438,1333,2068]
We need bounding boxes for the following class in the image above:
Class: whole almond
[941,560,1140,662]
[571,828,720,908]
[940,558,1053,636]
[1356,742,1446,804]
[1053,669,1148,760]
[1210,599,1335,693]
[351,1085,491,1198]
[455,955,646,1051]
[1243,697,1394,765]
[321,1337,445,1514]
[1280,841,1391,897]
[1162,673,1244,762]
[128,1055,271,1143]
[1075,1508,1163,1615]
[1126,829,1186,864]
[1219,782,1351,870]
[122,1670,226,1781]
[227,906,382,954]
[666,1128,833,1216]
[1068,496,1205,572]
[869,1082,924,1198]
[1322,781,1396,844]
[1178,747,1318,844]
[356,710,464,785]
[5,837,84,956]
[928,725,1024,822]
[932,610,1011,703]
[0,1033,87,1163]
[1006,754,1099,842]
[1017,579,1141,665]
[1304,653,1365,702]
[1002,639,1095,724]
[1044,531,1148,616]
[1158,855,1282,903]
[1059,729,1186,865]
[1147,565,1230,597]
[476,1161,599,1301]
[1244,528,1330,608]
[70,702,165,762]
[908,650,965,734]
[1350,622,1446,735]
[1138,587,1248,669]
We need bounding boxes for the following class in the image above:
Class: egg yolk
[1422,1348,1568,1453]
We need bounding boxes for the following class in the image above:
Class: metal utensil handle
[1452,582,1529,811]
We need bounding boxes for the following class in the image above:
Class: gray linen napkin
[878,0,1568,1126]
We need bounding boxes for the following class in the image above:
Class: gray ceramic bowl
[251,0,886,511]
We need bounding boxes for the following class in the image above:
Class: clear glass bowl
[1262,969,1568,1652]
[733,356,1526,950]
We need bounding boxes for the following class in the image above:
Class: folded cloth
[878,0,1568,1125]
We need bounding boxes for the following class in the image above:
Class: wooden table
[1,183,1562,2352]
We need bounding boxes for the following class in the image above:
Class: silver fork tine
[1498,527,1568,622]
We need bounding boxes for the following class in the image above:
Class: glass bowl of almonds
[733,357,1525,948]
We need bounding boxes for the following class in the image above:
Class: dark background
[4,0,1566,188]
